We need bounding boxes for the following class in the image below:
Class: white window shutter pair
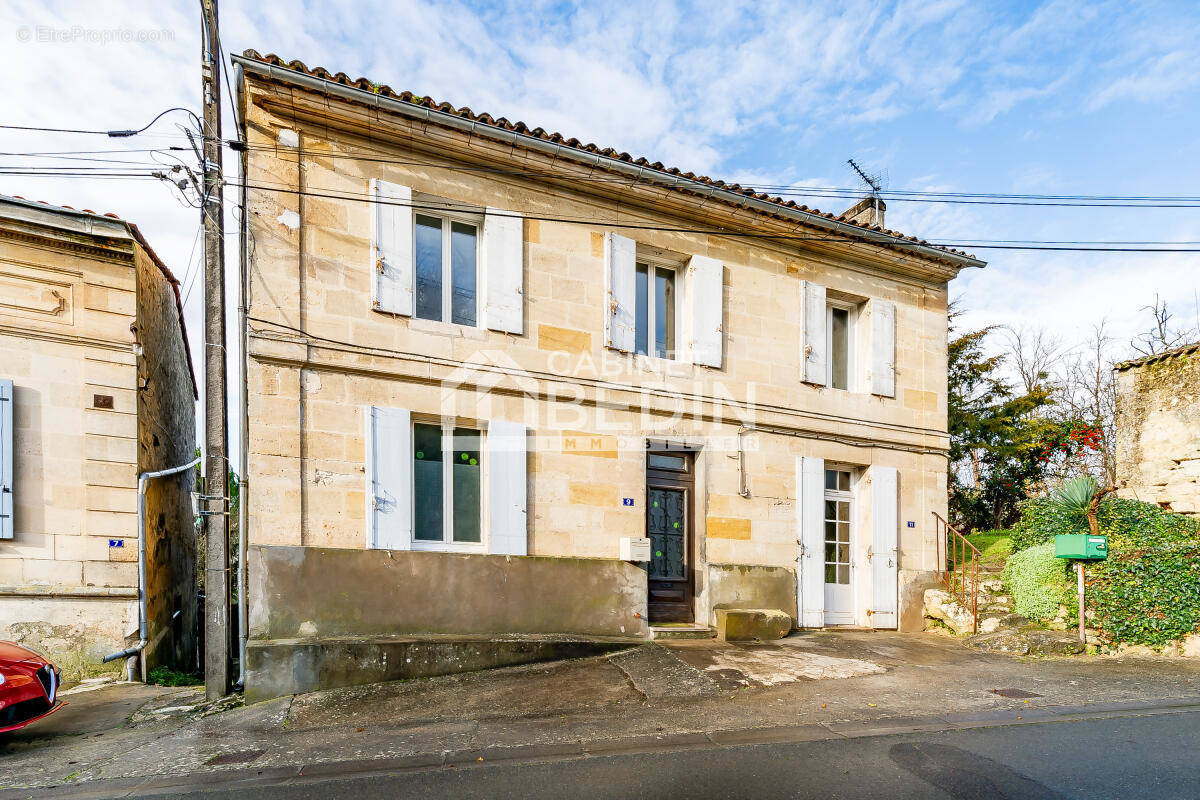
[364,406,527,555]
[603,232,724,367]
[0,378,12,540]
[869,465,899,629]
[800,281,895,395]
[370,181,524,334]
[796,457,900,629]
[796,455,825,627]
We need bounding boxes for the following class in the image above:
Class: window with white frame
[412,421,483,546]
[413,211,479,326]
[634,259,678,359]
[823,467,853,585]
[826,301,855,390]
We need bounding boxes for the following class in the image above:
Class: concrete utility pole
[201,0,230,699]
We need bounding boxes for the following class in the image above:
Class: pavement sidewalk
[3,631,1199,798]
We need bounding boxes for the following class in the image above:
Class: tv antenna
[847,158,886,198]
[846,158,887,224]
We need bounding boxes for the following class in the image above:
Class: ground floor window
[413,422,482,545]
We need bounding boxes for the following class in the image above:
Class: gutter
[102,456,202,679]
[234,62,251,691]
[230,55,985,273]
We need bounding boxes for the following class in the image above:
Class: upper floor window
[827,302,854,390]
[413,212,478,326]
[803,281,895,396]
[634,260,677,359]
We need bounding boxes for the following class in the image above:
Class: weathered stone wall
[1115,349,1200,515]
[241,73,956,634]
[134,244,198,674]
[247,544,649,639]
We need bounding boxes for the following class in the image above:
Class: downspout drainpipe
[103,456,202,678]
[234,62,250,691]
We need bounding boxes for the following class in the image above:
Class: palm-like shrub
[1052,476,1097,531]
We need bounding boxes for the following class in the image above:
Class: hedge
[1002,543,1070,621]
[1011,495,1200,647]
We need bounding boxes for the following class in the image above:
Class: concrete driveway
[2,631,1198,797]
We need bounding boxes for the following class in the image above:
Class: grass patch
[146,666,203,687]
[966,530,1014,570]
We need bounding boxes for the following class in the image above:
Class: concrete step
[649,625,717,641]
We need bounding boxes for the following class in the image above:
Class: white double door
[797,457,899,630]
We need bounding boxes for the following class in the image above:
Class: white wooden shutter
[687,255,723,368]
[604,232,636,352]
[483,208,524,334]
[797,455,825,627]
[371,179,413,316]
[0,379,12,540]
[869,298,896,397]
[801,281,827,384]
[487,420,527,556]
[365,406,412,550]
[869,465,899,628]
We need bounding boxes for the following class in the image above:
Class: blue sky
[3,0,1200,384]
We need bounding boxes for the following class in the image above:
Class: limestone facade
[0,196,197,675]
[235,53,982,649]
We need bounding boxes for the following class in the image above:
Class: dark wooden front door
[646,452,694,623]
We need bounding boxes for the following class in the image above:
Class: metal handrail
[933,512,981,634]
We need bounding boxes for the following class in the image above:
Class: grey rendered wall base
[245,635,637,703]
[247,545,650,640]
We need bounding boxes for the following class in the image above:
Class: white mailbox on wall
[619,537,651,562]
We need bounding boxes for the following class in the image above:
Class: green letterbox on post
[1054,534,1108,560]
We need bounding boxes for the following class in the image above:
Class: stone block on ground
[923,589,975,635]
[997,613,1034,630]
[714,608,792,642]
[966,630,1031,655]
[1024,630,1084,655]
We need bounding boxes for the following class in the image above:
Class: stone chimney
[840,196,886,229]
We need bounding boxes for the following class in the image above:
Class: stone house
[1115,342,1200,515]
[233,52,985,698]
[0,196,198,677]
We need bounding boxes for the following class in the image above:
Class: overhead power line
[4,139,1200,206]
[0,107,201,138]
[238,179,1200,253]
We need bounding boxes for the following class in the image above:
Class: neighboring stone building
[1115,342,1200,515]
[0,196,198,678]
[233,52,985,699]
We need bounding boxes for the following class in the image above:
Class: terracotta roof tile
[240,50,979,266]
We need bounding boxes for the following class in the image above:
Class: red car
[0,641,63,733]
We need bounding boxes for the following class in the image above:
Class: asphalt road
[136,710,1200,800]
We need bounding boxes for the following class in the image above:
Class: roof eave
[232,54,986,273]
